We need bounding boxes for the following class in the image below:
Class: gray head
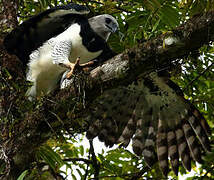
[88,14,119,41]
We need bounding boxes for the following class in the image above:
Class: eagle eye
[105,18,111,24]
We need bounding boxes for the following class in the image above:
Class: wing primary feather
[190,106,211,136]
[187,112,211,152]
[132,107,153,157]
[156,118,169,176]
[118,111,137,147]
[132,118,144,156]
[167,130,179,175]
[175,124,192,171]
[118,95,144,147]
[143,124,157,168]
[182,121,203,163]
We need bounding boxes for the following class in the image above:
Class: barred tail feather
[182,121,202,163]
[167,130,179,175]
[132,118,144,156]
[118,114,136,147]
[156,118,169,176]
[187,113,211,152]
[175,126,192,171]
[143,125,157,168]
[185,99,211,136]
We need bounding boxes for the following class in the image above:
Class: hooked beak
[106,23,119,33]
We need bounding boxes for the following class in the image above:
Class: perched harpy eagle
[4,4,118,98]
[4,3,211,177]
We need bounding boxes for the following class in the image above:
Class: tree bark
[0,3,214,178]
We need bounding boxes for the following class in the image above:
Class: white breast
[27,23,102,98]
[55,24,103,63]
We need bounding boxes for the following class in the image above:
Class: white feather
[27,23,102,98]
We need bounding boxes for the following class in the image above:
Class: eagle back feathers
[3,4,90,63]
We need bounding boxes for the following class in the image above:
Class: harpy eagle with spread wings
[4,3,212,177]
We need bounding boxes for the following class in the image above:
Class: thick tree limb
[1,10,214,179]
[88,12,214,89]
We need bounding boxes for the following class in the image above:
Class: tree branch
[183,62,214,92]
[89,140,100,180]
[97,166,151,179]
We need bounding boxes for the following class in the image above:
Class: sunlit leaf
[17,170,28,180]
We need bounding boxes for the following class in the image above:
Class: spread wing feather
[86,72,211,176]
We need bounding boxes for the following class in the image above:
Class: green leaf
[76,168,83,178]
[79,145,84,156]
[39,148,56,170]
[17,170,28,180]
[152,18,160,32]
[189,0,206,16]
[71,174,77,180]
[160,4,180,27]
[37,145,64,170]
[97,154,105,163]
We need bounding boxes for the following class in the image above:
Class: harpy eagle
[4,3,212,177]
[4,3,118,98]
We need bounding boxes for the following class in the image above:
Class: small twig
[49,111,64,126]
[183,62,214,92]
[130,166,150,180]
[89,140,100,180]
[86,0,132,13]
[202,165,214,179]
[84,145,91,180]
[87,1,104,5]
[64,158,92,164]
[114,6,132,14]
[1,77,11,88]
[46,98,57,105]
[6,102,13,119]
[97,166,152,179]
[43,117,58,137]
[17,14,32,19]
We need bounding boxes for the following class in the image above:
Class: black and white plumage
[86,71,211,176]
[4,4,118,98]
[4,4,90,63]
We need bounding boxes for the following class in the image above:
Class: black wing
[3,3,90,63]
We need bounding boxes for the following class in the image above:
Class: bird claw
[66,67,74,79]
[65,57,80,79]
[65,57,95,79]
